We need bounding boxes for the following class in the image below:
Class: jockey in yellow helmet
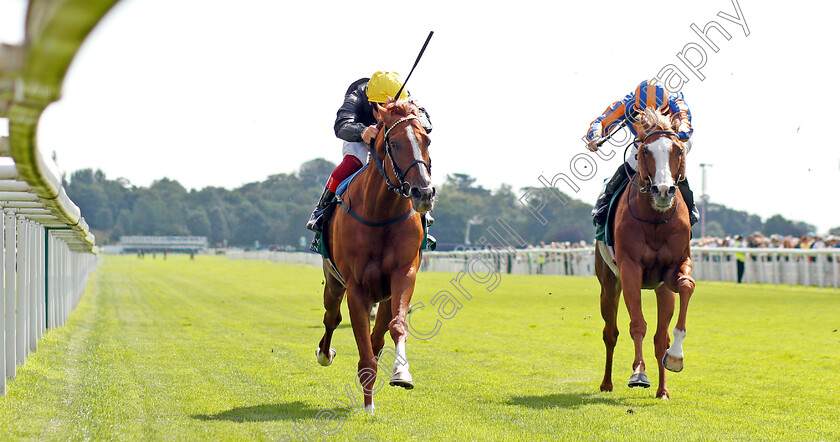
[585,79,699,227]
[306,71,433,233]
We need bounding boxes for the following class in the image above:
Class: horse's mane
[381,100,419,118]
[641,106,673,133]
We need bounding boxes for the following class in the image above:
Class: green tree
[186,209,211,237]
[297,158,336,188]
[206,206,230,246]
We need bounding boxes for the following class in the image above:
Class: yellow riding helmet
[366,71,408,103]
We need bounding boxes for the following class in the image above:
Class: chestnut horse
[315,100,434,414]
[595,107,695,399]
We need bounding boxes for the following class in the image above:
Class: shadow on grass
[192,401,350,422]
[306,324,352,329]
[507,392,635,409]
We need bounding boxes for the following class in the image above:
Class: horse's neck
[352,163,412,219]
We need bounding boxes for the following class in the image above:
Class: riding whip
[393,31,434,101]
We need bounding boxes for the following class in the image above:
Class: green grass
[1,255,838,441]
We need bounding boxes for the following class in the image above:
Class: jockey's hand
[587,136,603,152]
[362,125,380,144]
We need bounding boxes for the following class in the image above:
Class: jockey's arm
[586,98,628,151]
[668,93,693,141]
[334,88,368,142]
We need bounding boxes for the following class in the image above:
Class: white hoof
[315,348,336,366]
[662,352,684,372]
[389,368,414,389]
[364,404,375,415]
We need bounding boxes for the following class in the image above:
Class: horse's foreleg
[371,299,392,362]
[317,270,345,366]
[619,262,649,388]
[346,285,378,415]
[665,257,695,373]
[387,266,417,390]
[596,245,621,392]
[654,284,676,399]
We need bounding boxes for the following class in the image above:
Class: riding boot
[678,179,699,226]
[306,187,336,233]
[592,163,631,226]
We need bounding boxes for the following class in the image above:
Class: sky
[1,0,839,233]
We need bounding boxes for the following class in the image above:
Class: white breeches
[342,141,369,164]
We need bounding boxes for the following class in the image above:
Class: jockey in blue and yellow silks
[585,80,699,227]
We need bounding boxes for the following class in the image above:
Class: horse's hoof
[389,370,414,390]
[600,381,613,392]
[657,389,670,400]
[315,348,336,366]
[662,353,684,372]
[628,372,650,388]
[364,404,375,415]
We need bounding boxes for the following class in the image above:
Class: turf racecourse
[0,256,838,441]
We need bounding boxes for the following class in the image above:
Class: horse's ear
[373,102,388,119]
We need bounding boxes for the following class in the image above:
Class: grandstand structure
[0,0,116,394]
[120,236,208,254]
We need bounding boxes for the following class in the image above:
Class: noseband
[368,115,432,197]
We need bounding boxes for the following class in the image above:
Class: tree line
[64,159,828,249]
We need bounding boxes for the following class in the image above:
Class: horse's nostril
[411,188,422,199]
[430,186,436,198]
[668,186,677,196]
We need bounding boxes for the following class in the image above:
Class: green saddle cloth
[310,215,435,259]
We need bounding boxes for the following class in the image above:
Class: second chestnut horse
[595,107,696,399]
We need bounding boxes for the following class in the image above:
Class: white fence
[227,249,322,266]
[0,0,106,394]
[231,247,840,290]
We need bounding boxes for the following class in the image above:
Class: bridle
[624,130,685,193]
[340,113,431,228]
[624,130,685,225]
[368,115,432,198]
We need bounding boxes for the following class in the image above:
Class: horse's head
[373,100,435,213]
[635,107,687,212]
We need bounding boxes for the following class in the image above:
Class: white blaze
[405,126,430,182]
[646,138,674,190]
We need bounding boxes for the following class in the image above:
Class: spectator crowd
[692,233,840,249]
